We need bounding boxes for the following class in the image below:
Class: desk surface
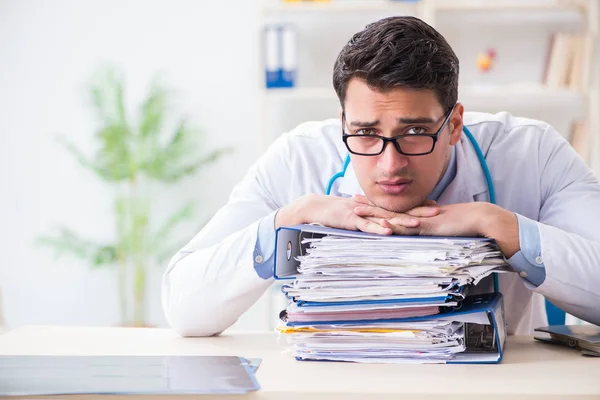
[0,326,598,399]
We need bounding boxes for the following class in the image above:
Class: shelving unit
[262,0,588,13]
[262,84,585,105]
[261,1,419,13]
[256,0,599,329]
[425,0,588,12]
[259,0,598,157]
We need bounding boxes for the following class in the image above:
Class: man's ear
[449,103,464,146]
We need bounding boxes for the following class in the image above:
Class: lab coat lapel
[437,136,489,205]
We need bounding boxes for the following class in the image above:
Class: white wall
[1,1,598,333]
[0,0,264,330]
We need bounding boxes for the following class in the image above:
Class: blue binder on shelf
[263,24,296,89]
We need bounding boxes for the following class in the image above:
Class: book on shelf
[543,32,596,92]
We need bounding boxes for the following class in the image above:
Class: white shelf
[262,87,336,100]
[459,84,585,107]
[432,0,588,12]
[262,84,585,106]
[261,1,419,14]
[261,0,587,14]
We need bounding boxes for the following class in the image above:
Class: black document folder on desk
[0,355,260,396]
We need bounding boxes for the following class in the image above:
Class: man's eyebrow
[348,119,379,128]
[398,116,436,124]
[349,117,437,127]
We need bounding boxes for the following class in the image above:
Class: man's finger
[354,205,395,219]
[381,219,421,236]
[352,194,374,205]
[356,217,392,235]
[422,200,437,207]
[384,214,421,228]
[358,207,421,227]
[406,206,440,217]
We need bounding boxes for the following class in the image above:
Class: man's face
[342,78,463,213]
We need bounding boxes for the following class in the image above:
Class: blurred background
[0,0,598,333]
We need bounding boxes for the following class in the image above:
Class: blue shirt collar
[427,146,457,201]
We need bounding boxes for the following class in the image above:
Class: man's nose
[377,140,409,174]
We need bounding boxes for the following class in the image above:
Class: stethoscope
[325,125,499,293]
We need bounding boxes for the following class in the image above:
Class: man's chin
[370,193,424,213]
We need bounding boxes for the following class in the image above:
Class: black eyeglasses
[342,105,456,156]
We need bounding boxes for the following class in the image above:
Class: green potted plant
[38,66,230,327]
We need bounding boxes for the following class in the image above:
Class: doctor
[162,16,600,336]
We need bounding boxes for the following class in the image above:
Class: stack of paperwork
[275,225,511,364]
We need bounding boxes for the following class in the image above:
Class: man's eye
[407,127,429,135]
[357,128,377,136]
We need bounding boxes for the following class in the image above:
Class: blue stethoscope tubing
[326,125,500,293]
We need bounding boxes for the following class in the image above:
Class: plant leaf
[93,123,134,181]
[163,147,233,182]
[151,201,195,249]
[138,82,169,138]
[36,226,117,268]
[56,135,114,179]
[153,212,213,266]
[144,140,232,183]
[89,67,127,125]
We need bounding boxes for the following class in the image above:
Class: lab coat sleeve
[254,210,279,279]
[161,135,292,337]
[530,125,600,325]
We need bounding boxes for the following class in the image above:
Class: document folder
[274,224,507,363]
[274,224,498,280]
[284,292,507,364]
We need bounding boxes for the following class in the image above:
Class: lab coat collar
[336,135,489,204]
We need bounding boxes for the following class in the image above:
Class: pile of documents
[275,226,511,364]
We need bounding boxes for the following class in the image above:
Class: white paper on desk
[280,307,493,364]
[288,324,467,363]
[287,292,459,303]
[285,306,440,322]
[295,276,458,285]
[301,236,501,257]
[283,277,467,303]
[283,320,464,335]
[299,235,507,270]
[286,300,458,313]
[284,286,454,299]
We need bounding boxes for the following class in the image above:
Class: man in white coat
[162,16,600,336]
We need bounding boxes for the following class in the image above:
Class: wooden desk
[0,326,598,399]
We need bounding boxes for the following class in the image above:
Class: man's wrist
[274,205,292,229]
[275,195,308,229]
[478,203,520,258]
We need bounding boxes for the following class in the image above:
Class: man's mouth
[377,179,412,195]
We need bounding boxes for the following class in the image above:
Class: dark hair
[333,16,459,112]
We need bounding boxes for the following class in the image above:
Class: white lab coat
[162,111,600,337]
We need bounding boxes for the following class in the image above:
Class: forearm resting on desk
[162,220,273,337]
